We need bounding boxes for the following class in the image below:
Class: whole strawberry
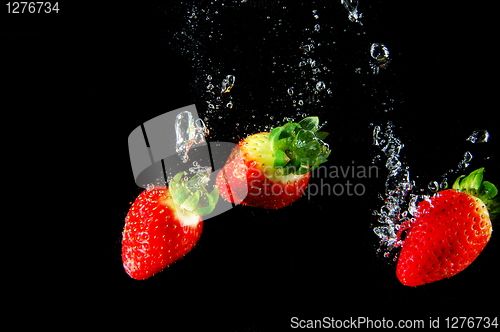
[122,171,218,280]
[396,168,499,286]
[216,116,330,209]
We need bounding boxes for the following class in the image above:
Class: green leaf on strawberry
[169,170,219,216]
[269,116,330,175]
[216,116,331,209]
[452,167,500,218]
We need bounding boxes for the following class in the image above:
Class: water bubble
[315,81,326,91]
[175,111,208,163]
[221,75,235,93]
[372,125,383,146]
[457,151,473,170]
[370,43,390,61]
[287,87,294,96]
[314,24,321,31]
[385,156,401,170]
[373,122,413,254]
[370,43,390,74]
[466,130,489,143]
[428,181,439,192]
[341,0,363,25]
[299,44,314,53]
[408,195,422,216]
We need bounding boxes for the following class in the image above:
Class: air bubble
[369,43,390,74]
[341,0,363,25]
[221,75,235,93]
[428,181,439,192]
[315,81,326,91]
[372,122,413,254]
[466,130,489,143]
[175,111,208,163]
[457,151,473,170]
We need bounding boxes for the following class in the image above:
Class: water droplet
[466,130,489,143]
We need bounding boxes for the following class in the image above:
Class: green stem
[452,168,500,219]
[269,116,331,175]
[169,171,219,216]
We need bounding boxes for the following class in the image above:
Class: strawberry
[396,168,499,286]
[216,116,330,209]
[122,171,219,280]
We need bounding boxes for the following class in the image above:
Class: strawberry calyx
[268,116,330,175]
[452,168,500,219]
[169,170,219,217]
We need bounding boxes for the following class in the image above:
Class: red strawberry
[396,168,499,286]
[122,171,218,280]
[216,117,330,209]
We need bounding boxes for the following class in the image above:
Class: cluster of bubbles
[372,122,417,256]
[341,0,363,25]
[205,74,236,113]
[169,0,393,139]
[372,123,492,260]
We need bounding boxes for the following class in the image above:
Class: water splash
[175,111,209,163]
[372,122,418,254]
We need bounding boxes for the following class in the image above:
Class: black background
[3,0,499,330]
